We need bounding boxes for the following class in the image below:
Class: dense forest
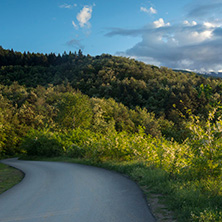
[0,46,222,221]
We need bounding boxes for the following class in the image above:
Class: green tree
[56,92,93,130]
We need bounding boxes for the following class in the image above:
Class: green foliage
[20,129,64,157]
[130,107,162,137]
[55,92,93,129]
[1,47,222,131]
[59,129,92,158]
[185,107,222,179]
[0,82,171,157]
[20,127,193,174]
[0,93,23,156]
[191,209,222,222]
[66,144,86,158]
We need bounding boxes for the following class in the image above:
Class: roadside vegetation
[0,163,23,194]
[0,47,222,221]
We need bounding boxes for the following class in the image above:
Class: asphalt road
[0,158,155,222]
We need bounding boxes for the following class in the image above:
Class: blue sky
[1,0,222,72]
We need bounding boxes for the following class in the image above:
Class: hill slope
[1,47,222,122]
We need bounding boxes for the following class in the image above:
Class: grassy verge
[0,163,24,195]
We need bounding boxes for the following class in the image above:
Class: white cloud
[105,1,222,72]
[59,3,71,9]
[72,21,78,29]
[203,21,222,28]
[153,18,170,28]
[106,18,222,72]
[150,7,157,14]
[183,20,189,25]
[140,7,149,13]
[183,20,197,26]
[140,6,157,14]
[191,30,212,41]
[192,21,197,26]
[59,3,77,9]
[204,22,215,28]
[77,5,93,28]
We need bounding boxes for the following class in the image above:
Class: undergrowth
[20,109,222,221]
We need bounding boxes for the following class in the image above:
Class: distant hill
[199,71,222,78]
[174,68,222,79]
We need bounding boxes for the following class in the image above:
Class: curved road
[0,158,155,222]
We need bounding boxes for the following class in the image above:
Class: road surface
[0,158,155,222]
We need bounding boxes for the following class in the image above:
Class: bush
[186,108,222,179]
[66,144,86,158]
[20,129,64,157]
[191,209,222,222]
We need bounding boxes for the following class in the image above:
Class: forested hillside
[0,47,222,221]
[1,46,222,122]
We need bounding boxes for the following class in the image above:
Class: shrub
[186,108,222,179]
[20,129,64,157]
[66,144,86,158]
[191,209,222,222]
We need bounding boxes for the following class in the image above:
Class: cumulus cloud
[140,6,157,14]
[106,17,222,72]
[71,5,94,31]
[153,18,170,28]
[105,0,222,72]
[77,5,93,28]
